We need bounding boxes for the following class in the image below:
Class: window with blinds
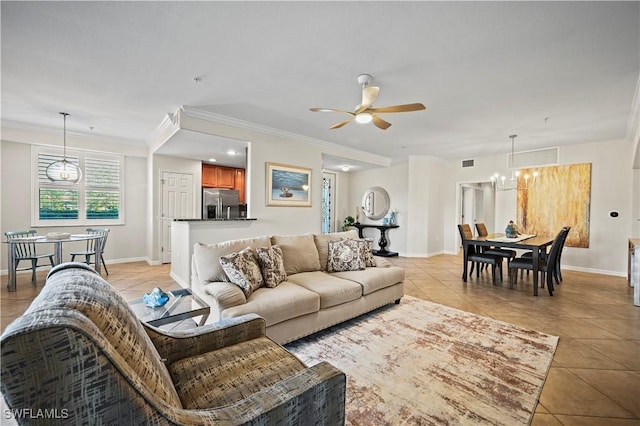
[33,146,124,226]
[85,157,120,219]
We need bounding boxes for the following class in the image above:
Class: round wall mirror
[361,186,390,220]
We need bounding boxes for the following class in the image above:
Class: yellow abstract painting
[517,163,591,248]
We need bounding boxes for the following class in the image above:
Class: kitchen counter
[170,219,260,287]
[173,218,257,222]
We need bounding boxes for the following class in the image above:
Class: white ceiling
[2,2,638,171]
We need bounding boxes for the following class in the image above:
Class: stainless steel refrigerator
[202,189,240,219]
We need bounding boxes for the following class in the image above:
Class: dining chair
[4,230,55,286]
[458,224,503,284]
[70,228,110,275]
[475,222,517,268]
[519,226,571,284]
[508,227,570,295]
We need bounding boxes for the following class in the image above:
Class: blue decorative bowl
[143,287,169,308]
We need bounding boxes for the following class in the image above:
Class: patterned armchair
[1,263,346,425]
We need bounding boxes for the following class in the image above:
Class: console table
[353,223,399,257]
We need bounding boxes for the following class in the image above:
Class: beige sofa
[2,263,346,425]
[191,230,405,344]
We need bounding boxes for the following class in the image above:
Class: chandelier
[490,134,538,191]
[46,112,83,183]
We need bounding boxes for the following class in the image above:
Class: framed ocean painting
[266,162,311,207]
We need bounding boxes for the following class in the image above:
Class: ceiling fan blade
[310,107,355,116]
[357,86,380,113]
[329,118,354,129]
[367,103,426,113]
[372,115,392,130]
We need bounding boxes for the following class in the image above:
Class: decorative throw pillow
[219,247,264,297]
[361,238,376,267]
[256,245,287,288]
[314,230,360,271]
[327,239,366,273]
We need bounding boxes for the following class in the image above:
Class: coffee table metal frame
[129,288,210,327]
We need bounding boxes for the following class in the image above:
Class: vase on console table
[389,212,397,225]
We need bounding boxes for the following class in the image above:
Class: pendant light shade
[46,112,82,183]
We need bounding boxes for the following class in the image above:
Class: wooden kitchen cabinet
[202,164,218,187]
[217,167,236,188]
[202,164,246,202]
[234,168,245,204]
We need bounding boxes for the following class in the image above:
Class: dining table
[5,233,104,291]
[462,232,556,296]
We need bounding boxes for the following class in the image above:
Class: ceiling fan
[310,74,426,130]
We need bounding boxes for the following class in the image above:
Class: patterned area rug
[285,296,558,425]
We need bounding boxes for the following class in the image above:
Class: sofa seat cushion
[285,271,363,309]
[332,266,405,296]
[221,282,320,327]
[169,336,307,409]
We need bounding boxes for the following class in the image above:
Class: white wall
[443,138,633,276]
[405,156,447,256]
[4,121,635,277]
[348,162,408,254]
[0,136,148,271]
[145,112,377,264]
[149,154,202,263]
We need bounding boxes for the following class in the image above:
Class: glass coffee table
[129,288,210,329]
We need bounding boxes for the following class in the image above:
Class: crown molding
[1,119,144,147]
[147,112,181,153]
[179,105,391,167]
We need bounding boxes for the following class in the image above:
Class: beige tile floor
[1,255,639,425]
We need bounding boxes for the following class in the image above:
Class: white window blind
[32,146,125,226]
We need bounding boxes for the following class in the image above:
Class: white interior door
[461,186,474,226]
[474,188,484,225]
[161,172,194,264]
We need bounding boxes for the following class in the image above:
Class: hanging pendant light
[490,134,538,191]
[46,112,82,183]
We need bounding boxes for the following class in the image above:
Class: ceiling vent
[509,147,559,168]
[461,159,475,168]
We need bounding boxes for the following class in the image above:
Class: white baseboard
[169,271,190,289]
[0,257,158,276]
[561,265,627,278]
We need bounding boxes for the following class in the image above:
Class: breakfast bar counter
[170,218,258,288]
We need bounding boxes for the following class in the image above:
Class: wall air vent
[462,159,475,168]
[509,147,559,168]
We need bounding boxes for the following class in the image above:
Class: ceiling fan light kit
[310,74,426,130]
[355,112,373,124]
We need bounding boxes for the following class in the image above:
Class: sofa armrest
[374,256,392,268]
[189,361,346,425]
[203,280,246,309]
[144,313,266,365]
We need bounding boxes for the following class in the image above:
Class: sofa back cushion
[194,235,272,283]
[271,234,321,275]
[16,263,182,408]
[313,230,359,271]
